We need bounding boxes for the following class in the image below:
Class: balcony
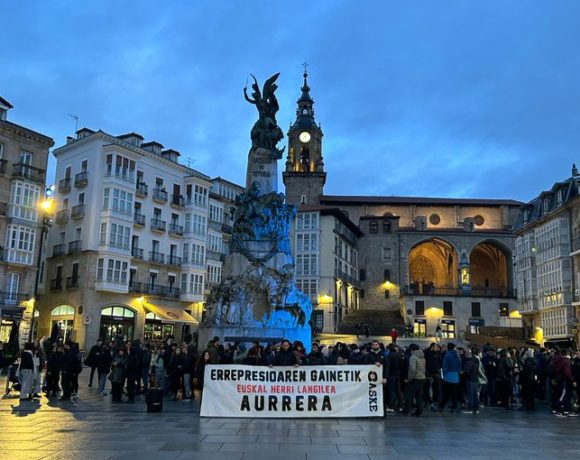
[0,291,29,306]
[150,218,166,233]
[71,204,85,220]
[0,159,7,174]
[66,276,79,289]
[58,177,71,194]
[129,282,180,298]
[168,255,182,267]
[152,188,168,203]
[206,249,223,262]
[12,163,45,183]
[171,195,185,209]
[335,270,361,289]
[221,222,233,234]
[68,240,82,254]
[52,244,66,257]
[136,182,148,198]
[55,209,69,225]
[149,251,165,264]
[131,247,144,259]
[75,171,88,188]
[50,278,63,292]
[400,285,517,299]
[208,219,222,232]
[169,223,184,236]
[133,212,145,226]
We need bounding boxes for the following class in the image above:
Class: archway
[408,238,458,293]
[469,241,509,294]
[51,305,75,342]
[99,306,136,342]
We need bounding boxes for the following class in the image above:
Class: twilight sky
[3,1,580,203]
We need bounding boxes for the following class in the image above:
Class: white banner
[200,364,384,418]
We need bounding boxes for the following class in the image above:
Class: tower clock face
[299,131,311,143]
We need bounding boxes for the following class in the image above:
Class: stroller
[4,364,20,395]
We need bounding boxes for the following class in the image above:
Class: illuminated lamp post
[28,186,54,342]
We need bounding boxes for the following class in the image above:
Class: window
[370,221,378,234]
[103,188,110,209]
[19,150,32,165]
[360,289,365,298]
[97,258,127,283]
[81,160,88,171]
[383,269,390,281]
[106,153,135,182]
[111,189,133,214]
[190,274,204,295]
[100,223,107,245]
[109,224,130,249]
[385,290,390,299]
[382,247,392,261]
[296,233,318,252]
[180,273,187,292]
[0,143,4,159]
[382,221,391,233]
[471,302,481,317]
[5,225,36,265]
[296,254,319,276]
[296,278,318,297]
[443,301,453,316]
[359,269,366,282]
[415,301,425,316]
[192,214,206,235]
[296,212,319,230]
[4,273,20,304]
[191,244,205,265]
[10,181,41,222]
[194,185,208,208]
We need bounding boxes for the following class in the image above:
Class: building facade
[515,166,580,346]
[37,128,212,348]
[0,97,53,344]
[283,73,522,337]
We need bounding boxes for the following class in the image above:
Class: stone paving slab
[2,372,580,460]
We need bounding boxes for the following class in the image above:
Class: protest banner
[200,364,384,418]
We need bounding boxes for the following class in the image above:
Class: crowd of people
[2,335,580,418]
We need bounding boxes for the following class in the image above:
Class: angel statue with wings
[244,73,284,155]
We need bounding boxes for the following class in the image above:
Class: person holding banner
[270,339,299,367]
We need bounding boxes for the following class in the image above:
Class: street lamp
[28,187,54,342]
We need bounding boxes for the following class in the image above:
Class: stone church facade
[284,72,522,337]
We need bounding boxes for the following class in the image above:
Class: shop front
[441,318,456,339]
[0,307,23,361]
[469,318,485,335]
[143,304,197,345]
[99,306,136,342]
[413,318,427,337]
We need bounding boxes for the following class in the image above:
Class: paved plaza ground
[1,371,580,460]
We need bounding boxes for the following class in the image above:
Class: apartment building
[0,97,53,344]
[36,128,211,347]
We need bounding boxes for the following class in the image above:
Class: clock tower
[283,69,326,206]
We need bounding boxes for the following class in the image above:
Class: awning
[144,304,198,324]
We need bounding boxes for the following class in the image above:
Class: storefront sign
[468,318,485,326]
[201,364,384,418]
[0,308,24,320]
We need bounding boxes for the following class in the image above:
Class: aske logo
[368,370,379,412]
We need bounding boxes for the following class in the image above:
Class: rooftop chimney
[573,163,578,177]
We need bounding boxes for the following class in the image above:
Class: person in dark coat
[519,348,537,410]
[424,343,442,409]
[46,343,64,397]
[195,350,211,399]
[305,343,326,365]
[168,346,186,400]
[110,349,127,403]
[60,342,78,401]
[85,339,103,387]
[70,342,82,397]
[97,343,112,396]
[183,346,196,400]
[385,344,404,412]
[271,340,299,366]
[497,349,515,409]
[125,342,142,403]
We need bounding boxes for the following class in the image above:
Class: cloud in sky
[3,0,580,202]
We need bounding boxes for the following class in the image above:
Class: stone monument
[198,73,312,351]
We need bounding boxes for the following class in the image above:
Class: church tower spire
[283,66,326,206]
